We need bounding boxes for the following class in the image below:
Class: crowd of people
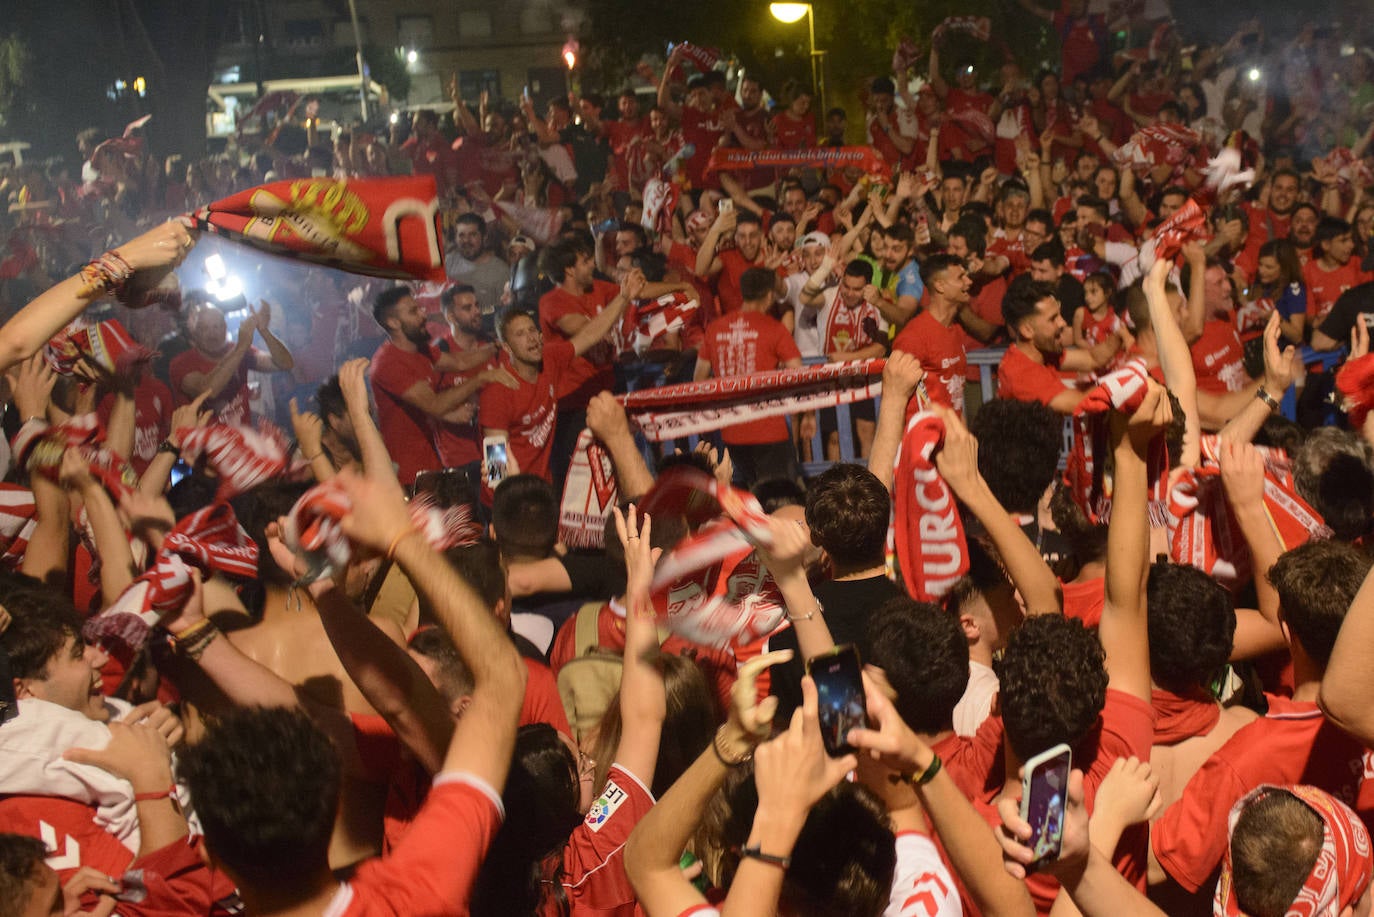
[1,3,1374,916]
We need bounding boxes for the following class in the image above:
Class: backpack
[555,602,628,745]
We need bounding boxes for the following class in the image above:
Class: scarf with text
[10,415,136,499]
[1112,123,1202,177]
[621,291,700,357]
[639,467,785,649]
[44,318,155,377]
[888,413,969,601]
[1168,436,1328,591]
[822,288,883,357]
[186,176,446,281]
[1215,785,1372,917]
[1062,360,1170,526]
[1143,197,1209,266]
[704,146,890,180]
[559,429,619,550]
[282,477,482,584]
[620,360,885,442]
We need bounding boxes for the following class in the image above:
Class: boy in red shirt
[1304,217,1373,324]
[893,253,975,415]
[695,267,803,487]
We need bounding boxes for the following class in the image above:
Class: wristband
[166,617,214,646]
[157,439,182,457]
[134,785,176,802]
[1256,387,1281,413]
[386,528,420,562]
[712,726,754,767]
[739,845,792,870]
[901,753,943,787]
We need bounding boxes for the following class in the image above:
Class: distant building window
[333,19,368,47]
[458,11,493,39]
[284,19,326,47]
[520,4,554,34]
[458,70,501,101]
[397,15,433,49]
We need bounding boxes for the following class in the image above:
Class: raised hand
[112,221,195,272]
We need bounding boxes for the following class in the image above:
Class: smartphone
[1020,743,1072,868]
[806,644,868,757]
[483,434,509,488]
[718,198,734,214]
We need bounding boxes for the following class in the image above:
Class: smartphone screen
[806,645,867,757]
[1020,744,1072,867]
[484,438,508,487]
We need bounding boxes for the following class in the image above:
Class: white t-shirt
[952,660,999,738]
[886,831,963,916]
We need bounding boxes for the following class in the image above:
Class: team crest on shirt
[585,778,629,832]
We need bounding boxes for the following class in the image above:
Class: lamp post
[769,2,826,117]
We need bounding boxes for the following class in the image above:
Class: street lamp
[769,2,826,117]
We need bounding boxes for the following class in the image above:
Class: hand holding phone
[806,645,868,757]
[1020,744,1072,868]
[483,434,509,488]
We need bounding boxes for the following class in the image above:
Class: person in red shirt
[602,91,651,193]
[1304,217,1372,324]
[695,209,768,318]
[369,288,509,486]
[865,77,918,168]
[657,53,728,190]
[770,81,817,149]
[695,267,803,487]
[432,285,501,469]
[403,109,460,199]
[998,279,1114,413]
[97,367,173,475]
[1150,541,1374,910]
[1242,167,1301,252]
[893,254,975,415]
[482,272,641,484]
[169,299,294,426]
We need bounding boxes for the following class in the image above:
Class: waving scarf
[1336,352,1374,430]
[1112,123,1202,176]
[887,413,969,601]
[10,415,136,499]
[1215,785,1372,917]
[44,318,155,377]
[621,360,884,442]
[176,421,292,502]
[186,176,446,281]
[704,146,889,180]
[559,429,619,550]
[0,484,37,570]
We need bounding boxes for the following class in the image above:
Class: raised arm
[570,270,642,357]
[586,392,655,500]
[870,351,924,492]
[245,301,295,372]
[608,507,668,785]
[1318,560,1374,744]
[180,316,256,402]
[1143,255,1201,467]
[657,49,685,120]
[695,209,734,279]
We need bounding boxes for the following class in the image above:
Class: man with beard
[446,213,509,332]
[696,209,772,317]
[369,287,512,485]
[170,299,294,426]
[1289,203,1322,264]
[894,254,975,415]
[1243,167,1302,249]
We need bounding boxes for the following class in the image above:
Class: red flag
[186,177,446,281]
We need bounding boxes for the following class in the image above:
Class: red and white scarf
[186,176,447,281]
[559,429,619,550]
[887,413,969,602]
[1215,785,1372,917]
[282,477,482,584]
[84,502,259,663]
[44,318,155,376]
[704,146,890,180]
[1112,123,1202,176]
[622,291,699,357]
[176,421,292,502]
[933,15,992,41]
[0,484,37,570]
[621,360,884,442]
[1141,197,1209,268]
[1168,436,1328,590]
[11,414,136,499]
[822,290,881,357]
[1336,353,1374,430]
[1062,360,1170,526]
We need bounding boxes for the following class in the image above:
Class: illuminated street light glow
[769,2,810,23]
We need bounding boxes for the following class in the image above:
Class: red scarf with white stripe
[0,484,36,570]
[45,318,155,376]
[621,360,884,442]
[887,413,969,601]
[559,429,619,550]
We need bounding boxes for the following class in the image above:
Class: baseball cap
[797,231,830,250]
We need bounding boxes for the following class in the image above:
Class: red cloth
[97,378,173,476]
[1215,785,1372,917]
[1150,197,1208,264]
[368,340,446,485]
[893,310,967,415]
[698,311,801,445]
[558,764,656,916]
[1153,697,1374,894]
[539,280,619,409]
[1337,353,1374,429]
[1061,577,1104,628]
[771,112,817,149]
[1063,360,1168,525]
[187,176,447,282]
[704,146,887,178]
[479,338,580,482]
[713,248,761,316]
[522,656,573,739]
[888,413,970,601]
[333,776,503,915]
[0,483,36,570]
[1151,688,1222,745]
[821,290,883,358]
[1053,12,1108,83]
[1303,258,1372,324]
[997,346,1069,407]
[169,347,255,426]
[681,107,729,188]
[45,318,154,377]
[176,420,290,502]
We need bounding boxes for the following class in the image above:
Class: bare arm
[870,351,924,492]
[1144,256,1201,467]
[1319,561,1374,744]
[586,391,655,500]
[695,211,735,279]
[570,271,641,357]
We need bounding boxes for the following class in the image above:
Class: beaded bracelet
[78,250,135,299]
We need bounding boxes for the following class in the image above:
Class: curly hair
[0,833,47,917]
[970,399,1064,514]
[1268,540,1372,668]
[178,707,341,890]
[865,597,969,735]
[1292,428,1374,542]
[995,615,1107,762]
[1147,562,1235,695]
[805,464,890,569]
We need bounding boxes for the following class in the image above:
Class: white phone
[718,198,733,214]
[1019,743,1072,869]
[483,434,510,488]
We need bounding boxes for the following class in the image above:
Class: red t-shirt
[97,377,173,475]
[522,656,573,739]
[893,309,967,415]
[1061,577,1104,628]
[699,311,801,445]
[962,274,1008,377]
[168,347,256,426]
[771,111,816,149]
[1053,12,1107,84]
[1303,258,1372,323]
[539,280,620,410]
[714,248,761,316]
[997,345,1070,407]
[1189,319,1249,395]
[431,329,492,468]
[1152,697,1374,893]
[556,764,656,917]
[681,106,728,188]
[604,117,651,191]
[369,340,445,485]
[479,338,579,482]
[331,775,503,916]
[989,231,1031,276]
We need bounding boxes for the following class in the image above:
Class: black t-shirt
[767,574,905,718]
[1057,274,1086,325]
[1316,280,1374,344]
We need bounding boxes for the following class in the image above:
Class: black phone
[806,644,868,757]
